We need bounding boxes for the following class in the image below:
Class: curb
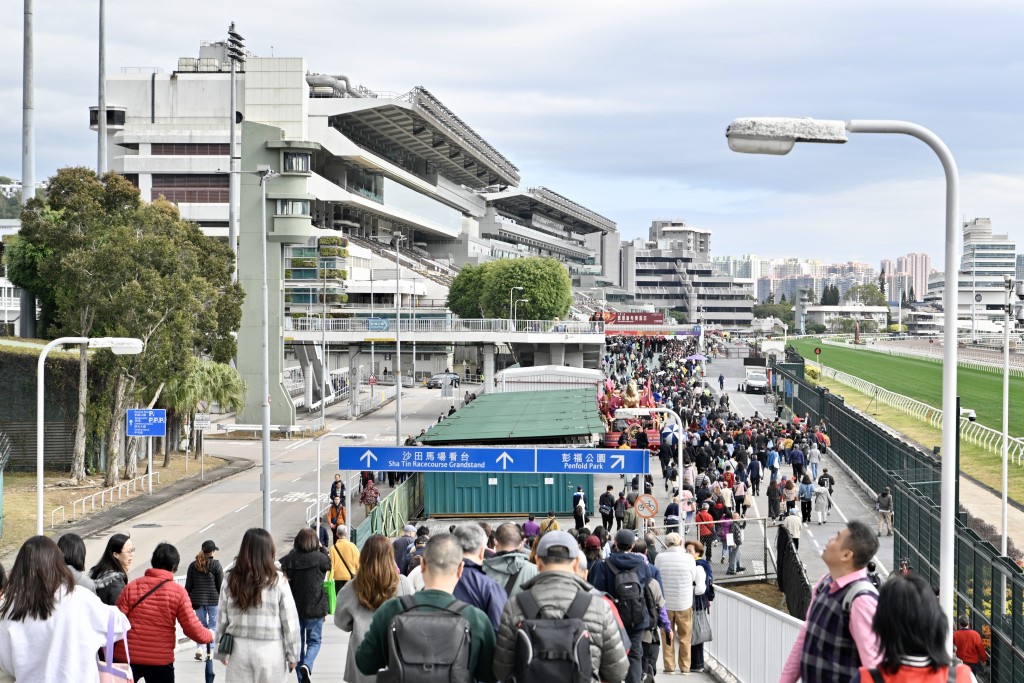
[7,454,254,560]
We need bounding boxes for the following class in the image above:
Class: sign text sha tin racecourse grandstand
[338,446,650,475]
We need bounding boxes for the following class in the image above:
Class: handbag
[324,570,337,615]
[691,607,713,645]
[217,632,234,656]
[98,612,134,683]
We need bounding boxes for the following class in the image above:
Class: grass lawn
[789,338,1022,438]
[1,452,227,557]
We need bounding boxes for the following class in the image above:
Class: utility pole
[97,0,106,174]
[226,24,245,282]
[20,0,36,338]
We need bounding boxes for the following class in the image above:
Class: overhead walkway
[285,316,605,345]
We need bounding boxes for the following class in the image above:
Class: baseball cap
[536,531,579,559]
[201,540,219,553]
[584,535,602,550]
[615,529,637,548]
[404,524,417,534]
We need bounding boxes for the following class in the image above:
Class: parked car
[427,372,460,389]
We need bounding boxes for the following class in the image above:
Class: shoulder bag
[333,543,356,579]
[98,612,133,683]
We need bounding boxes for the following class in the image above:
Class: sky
[1,0,1022,269]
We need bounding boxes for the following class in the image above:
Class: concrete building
[926,218,1016,335]
[1016,253,1024,280]
[619,220,753,328]
[805,305,888,332]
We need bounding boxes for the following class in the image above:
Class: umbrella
[686,354,708,361]
[661,423,682,446]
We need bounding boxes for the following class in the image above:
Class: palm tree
[163,359,245,465]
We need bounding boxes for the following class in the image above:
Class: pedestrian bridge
[283,316,606,345]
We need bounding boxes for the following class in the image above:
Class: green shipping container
[423,472,595,517]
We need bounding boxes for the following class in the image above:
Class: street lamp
[37,336,143,535]
[1001,277,1024,556]
[256,165,278,531]
[513,298,529,326]
[509,286,524,323]
[727,116,960,636]
[226,22,245,283]
[391,233,407,447]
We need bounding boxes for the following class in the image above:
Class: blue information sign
[339,446,650,474]
[126,409,167,437]
[366,318,389,332]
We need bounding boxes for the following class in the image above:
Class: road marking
[198,523,215,534]
[290,476,302,482]
[285,439,310,452]
[233,504,248,513]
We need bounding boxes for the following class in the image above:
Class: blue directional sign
[339,446,650,474]
[366,317,390,332]
[536,448,649,475]
[126,409,167,437]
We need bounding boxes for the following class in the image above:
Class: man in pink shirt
[780,520,882,683]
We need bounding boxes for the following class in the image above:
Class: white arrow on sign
[611,454,625,470]
[496,451,514,470]
[361,450,378,468]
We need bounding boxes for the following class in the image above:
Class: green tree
[878,269,886,298]
[10,168,242,484]
[909,285,916,302]
[844,283,887,307]
[808,322,828,334]
[446,263,488,318]
[480,257,571,320]
[780,293,787,303]
[164,358,244,464]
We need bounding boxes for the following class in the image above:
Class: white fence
[54,472,164,528]
[355,384,398,416]
[707,586,802,682]
[820,338,1024,377]
[809,360,1024,465]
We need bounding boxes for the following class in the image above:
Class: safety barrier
[707,586,803,683]
[646,516,778,584]
[353,474,423,547]
[355,384,398,416]
[808,360,1024,465]
[305,493,330,527]
[63,472,163,524]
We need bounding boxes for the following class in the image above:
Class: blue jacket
[588,551,657,633]
[789,448,805,466]
[453,557,507,632]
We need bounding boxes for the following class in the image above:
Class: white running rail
[819,338,1024,377]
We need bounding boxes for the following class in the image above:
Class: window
[151,174,228,203]
[277,200,310,216]
[283,152,311,173]
[151,143,229,156]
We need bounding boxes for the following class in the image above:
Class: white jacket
[654,546,696,611]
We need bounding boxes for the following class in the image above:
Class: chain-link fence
[773,360,1024,682]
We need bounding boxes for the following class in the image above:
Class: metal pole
[847,119,960,644]
[394,237,402,447]
[20,0,36,339]
[371,269,375,399]
[322,245,327,429]
[147,437,153,494]
[971,248,977,343]
[412,276,416,384]
[228,58,239,282]
[260,173,272,532]
[1001,277,1010,557]
[38,337,88,535]
[97,0,106,175]
[200,427,205,481]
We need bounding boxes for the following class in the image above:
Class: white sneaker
[194,648,205,661]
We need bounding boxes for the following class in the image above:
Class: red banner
[603,311,665,325]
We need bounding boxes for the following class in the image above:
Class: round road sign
[635,494,659,519]
[814,347,821,356]
[368,375,378,385]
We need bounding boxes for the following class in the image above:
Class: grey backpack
[378,595,473,683]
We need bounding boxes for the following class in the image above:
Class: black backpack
[510,590,593,683]
[608,562,648,631]
[378,595,473,683]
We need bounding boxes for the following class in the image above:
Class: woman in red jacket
[115,543,214,683]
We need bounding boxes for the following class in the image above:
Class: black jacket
[280,548,332,619]
[185,557,224,608]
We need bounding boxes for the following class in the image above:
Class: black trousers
[131,663,175,683]
[602,513,613,530]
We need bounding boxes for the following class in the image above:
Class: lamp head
[726,117,848,155]
[88,337,144,355]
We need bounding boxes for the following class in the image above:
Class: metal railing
[820,337,1024,376]
[808,359,1024,465]
[707,586,802,683]
[645,517,778,584]
[64,472,163,524]
[285,317,605,335]
[353,474,424,547]
[356,385,398,415]
[305,493,330,527]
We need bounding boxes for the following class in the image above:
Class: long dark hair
[354,535,399,611]
[1,536,75,621]
[89,533,130,580]
[873,573,950,673]
[227,528,279,610]
[56,533,87,572]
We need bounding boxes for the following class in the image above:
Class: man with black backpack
[482,523,538,599]
[493,531,628,683]
[356,533,496,682]
[598,485,616,530]
[588,529,659,683]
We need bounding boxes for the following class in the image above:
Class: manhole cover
[133,523,162,528]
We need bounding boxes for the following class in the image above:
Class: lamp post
[37,336,143,535]
[1001,277,1024,556]
[509,286,523,326]
[226,23,245,283]
[97,0,106,174]
[513,298,529,326]
[392,233,406,447]
[726,116,960,637]
[256,165,278,531]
